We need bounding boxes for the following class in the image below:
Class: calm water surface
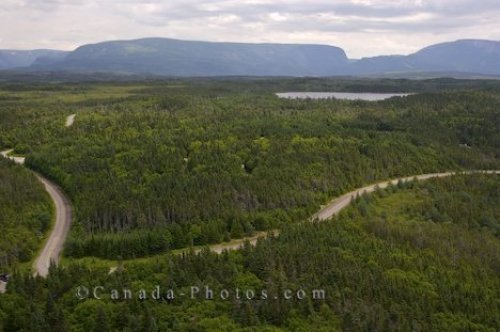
[276,92,412,101]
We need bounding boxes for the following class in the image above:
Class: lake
[276,92,412,101]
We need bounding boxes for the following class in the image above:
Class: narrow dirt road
[203,170,500,253]
[1,149,72,277]
[179,231,276,256]
[32,115,74,276]
[315,170,500,221]
[3,145,500,275]
[1,149,25,165]
[311,172,454,221]
[33,175,72,277]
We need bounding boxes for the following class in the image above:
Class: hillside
[0,158,52,269]
[0,50,68,70]
[354,39,500,76]
[34,38,350,76]
[2,38,499,77]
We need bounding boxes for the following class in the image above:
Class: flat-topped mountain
[33,38,350,76]
[1,38,499,77]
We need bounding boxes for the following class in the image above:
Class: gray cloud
[0,0,499,57]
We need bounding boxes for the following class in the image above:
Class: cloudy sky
[1,0,499,58]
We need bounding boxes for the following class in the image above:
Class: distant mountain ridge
[353,39,500,75]
[0,50,69,70]
[33,38,350,76]
[1,38,499,77]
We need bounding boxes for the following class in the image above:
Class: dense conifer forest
[0,158,52,269]
[2,79,500,259]
[0,174,498,331]
[0,78,499,331]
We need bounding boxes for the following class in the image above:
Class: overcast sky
[1,0,499,58]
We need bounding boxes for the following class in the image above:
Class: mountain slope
[2,38,499,77]
[409,39,500,74]
[354,39,500,75]
[0,50,68,70]
[39,38,349,76]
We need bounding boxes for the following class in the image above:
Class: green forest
[0,173,498,331]
[2,79,500,259]
[0,78,499,331]
[0,158,52,269]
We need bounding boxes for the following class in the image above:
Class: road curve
[1,149,72,277]
[33,174,72,277]
[201,170,500,253]
[312,172,466,221]
[1,149,25,165]
[3,147,500,271]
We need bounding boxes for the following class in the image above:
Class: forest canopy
[0,78,499,331]
[0,158,52,269]
[2,79,499,259]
